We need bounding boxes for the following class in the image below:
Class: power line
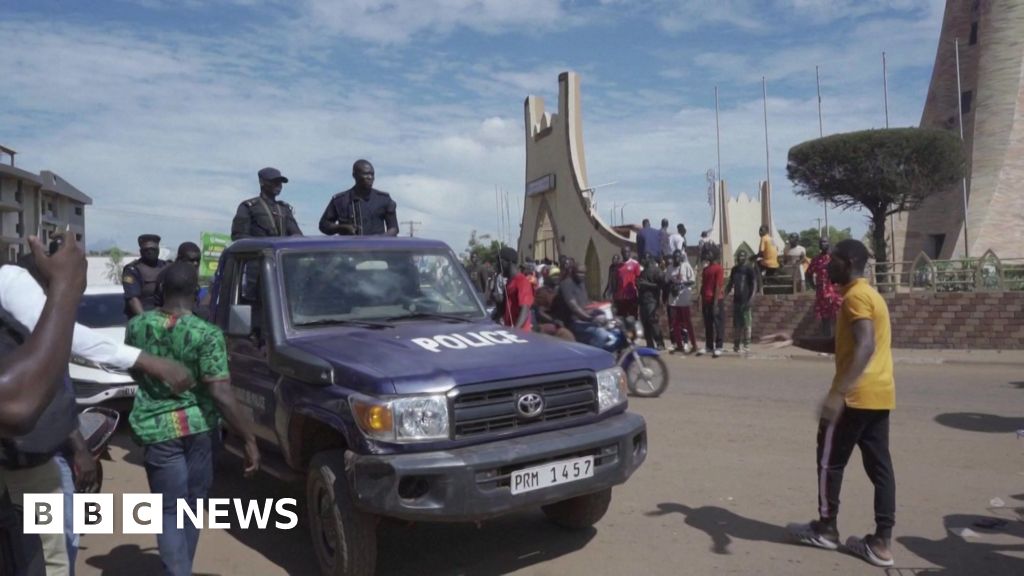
[402,220,423,237]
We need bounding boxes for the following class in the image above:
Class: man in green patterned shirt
[125,262,260,576]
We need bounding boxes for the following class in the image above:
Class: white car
[69,285,137,407]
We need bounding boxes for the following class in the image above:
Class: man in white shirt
[784,233,809,292]
[0,258,194,576]
[669,223,687,257]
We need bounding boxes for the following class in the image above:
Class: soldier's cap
[258,167,289,183]
[138,234,161,245]
[499,247,518,263]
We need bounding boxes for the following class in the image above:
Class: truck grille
[452,375,597,438]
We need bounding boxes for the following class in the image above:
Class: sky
[0,0,946,255]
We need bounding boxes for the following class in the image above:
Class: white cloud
[0,0,947,258]
[300,0,567,43]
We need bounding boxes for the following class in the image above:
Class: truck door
[223,254,279,445]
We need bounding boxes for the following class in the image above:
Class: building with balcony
[0,145,92,264]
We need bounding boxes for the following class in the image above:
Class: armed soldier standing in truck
[318,159,399,237]
[231,167,303,241]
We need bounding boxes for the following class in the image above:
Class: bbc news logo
[23,494,298,534]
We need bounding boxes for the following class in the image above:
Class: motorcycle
[74,406,120,493]
[584,303,669,398]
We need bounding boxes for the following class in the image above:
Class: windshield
[281,248,484,326]
[77,293,127,328]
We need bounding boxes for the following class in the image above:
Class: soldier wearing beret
[319,160,399,236]
[122,233,169,319]
[231,167,303,241]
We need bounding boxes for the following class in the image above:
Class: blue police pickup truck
[209,236,648,576]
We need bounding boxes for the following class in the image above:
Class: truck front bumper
[345,412,647,522]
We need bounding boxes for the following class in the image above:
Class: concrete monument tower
[895,0,1024,261]
[519,72,631,298]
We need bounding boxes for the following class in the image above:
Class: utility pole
[402,221,423,237]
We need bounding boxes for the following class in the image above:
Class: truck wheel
[307,451,377,576]
[541,488,612,530]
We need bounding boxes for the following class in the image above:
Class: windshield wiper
[383,311,476,323]
[295,318,393,329]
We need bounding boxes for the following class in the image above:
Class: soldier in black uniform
[319,159,399,236]
[231,167,303,241]
[122,233,170,319]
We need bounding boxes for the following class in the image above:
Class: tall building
[0,145,92,264]
[895,0,1024,261]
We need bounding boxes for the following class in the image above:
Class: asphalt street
[75,355,1024,575]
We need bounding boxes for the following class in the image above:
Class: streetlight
[619,202,631,225]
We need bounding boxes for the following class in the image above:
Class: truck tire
[306,451,377,576]
[541,488,612,530]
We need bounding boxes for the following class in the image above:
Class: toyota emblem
[516,392,544,419]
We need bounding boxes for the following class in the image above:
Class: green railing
[748,252,1024,295]
[872,253,1024,293]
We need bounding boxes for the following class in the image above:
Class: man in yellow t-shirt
[787,239,896,568]
[756,225,779,293]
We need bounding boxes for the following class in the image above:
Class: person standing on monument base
[122,233,170,320]
[231,167,303,241]
[319,160,399,237]
[808,237,842,337]
[756,225,780,293]
[788,239,896,569]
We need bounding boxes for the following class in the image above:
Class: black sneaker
[787,520,840,550]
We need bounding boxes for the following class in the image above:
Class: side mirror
[227,305,252,337]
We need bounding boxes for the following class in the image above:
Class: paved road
[76,355,1024,575]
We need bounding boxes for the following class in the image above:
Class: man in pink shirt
[615,246,641,319]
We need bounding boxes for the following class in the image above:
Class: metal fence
[754,252,1024,295]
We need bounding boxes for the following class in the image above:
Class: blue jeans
[570,321,616,351]
[54,453,78,576]
[143,431,215,576]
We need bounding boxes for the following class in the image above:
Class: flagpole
[715,85,722,182]
[883,51,897,264]
[761,76,770,190]
[955,37,970,258]
[715,85,724,250]
[816,65,828,235]
[762,76,771,237]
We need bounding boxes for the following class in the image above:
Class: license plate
[510,456,594,495]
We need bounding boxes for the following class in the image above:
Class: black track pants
[816,407,895,539]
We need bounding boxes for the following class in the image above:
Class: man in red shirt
[615,246,641,319]
[498,247,533,330]
[698,245,724,358]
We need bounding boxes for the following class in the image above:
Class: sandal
[844,535,894,567]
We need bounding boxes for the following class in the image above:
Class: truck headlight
[596,367,628,413]
[393,396,449,441]
[350,394,450,442]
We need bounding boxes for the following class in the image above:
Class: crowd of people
[476,217,846,360]
[0,163,898,573]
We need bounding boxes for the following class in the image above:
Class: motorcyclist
[551,263,616,350]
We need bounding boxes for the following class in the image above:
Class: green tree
[105,247,125,284]
[777,226,853,259]
[462,230,504,266]
[787,128,965,267]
